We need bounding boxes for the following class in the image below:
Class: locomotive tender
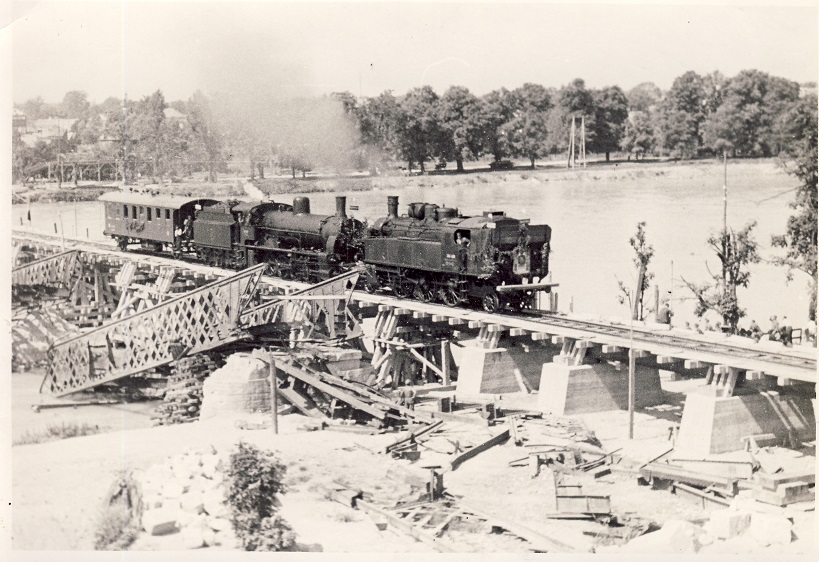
[99,191,552,312]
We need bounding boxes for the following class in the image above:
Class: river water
[12,162,813,330]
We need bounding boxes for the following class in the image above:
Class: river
[12,160,813,331]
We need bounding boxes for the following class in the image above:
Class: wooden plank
[601,345,621,354]
[448,429,509,471]
[276,386,328,420]
[447,318,465,326]
[385,420,445,454]
[468,320,484,329]
[531,332,551,341]
[684,359,706,369]
[412,311,430,319]
[276,361,387,419]
[356,500,455,553]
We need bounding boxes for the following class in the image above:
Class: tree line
[12,69,817,184]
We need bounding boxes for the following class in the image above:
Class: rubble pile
[11,304,79,371]
[153,354,224,425]
[133,447,238,549]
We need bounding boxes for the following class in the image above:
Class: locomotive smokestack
[387,196,399,219]
[335,196,347,218]
[293,196,310,215]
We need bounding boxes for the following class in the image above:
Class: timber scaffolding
[12,231,817,390]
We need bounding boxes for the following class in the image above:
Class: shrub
[225,441,295,551]
[93,471,143,550]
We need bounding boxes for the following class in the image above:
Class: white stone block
[708,509,751,539]
[748,512,793,546]
[181,525,206,549]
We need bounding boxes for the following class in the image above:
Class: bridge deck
[12,230,816,383]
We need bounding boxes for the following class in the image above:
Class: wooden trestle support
[42,265,363,397]
[370,307,458,390]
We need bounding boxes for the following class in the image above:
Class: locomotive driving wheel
[482,291,501,313]
[412,283,434,302]
[441,287,461,307]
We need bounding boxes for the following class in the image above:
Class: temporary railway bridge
[11,230,817,403]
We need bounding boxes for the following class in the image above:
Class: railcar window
[123,205,127,216]
[131,206,136,219]
[165,209,170,220]
[140,206,144,215]
[147,208,152,221]
[156,208,161,220]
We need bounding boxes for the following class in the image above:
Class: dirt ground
[11,367,783,553]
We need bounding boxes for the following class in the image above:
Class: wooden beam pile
[153,353,224,425]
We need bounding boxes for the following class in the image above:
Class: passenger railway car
[99,191,219,254]
[364,196,552,312]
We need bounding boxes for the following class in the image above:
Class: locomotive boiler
[363,196,552,312]
[193,195,364,281]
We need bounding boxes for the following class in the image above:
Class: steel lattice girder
[42,265,363,397]
[42,263,268,396]
[242,268,362,341]
[12,250,82,288]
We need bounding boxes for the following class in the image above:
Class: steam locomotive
[99,191,552,312]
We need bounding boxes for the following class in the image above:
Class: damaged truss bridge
[42,264,363,397]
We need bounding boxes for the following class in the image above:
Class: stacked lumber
[153,353,224,425]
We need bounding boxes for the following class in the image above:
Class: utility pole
[269,352,279,435]
[722,151,728,234]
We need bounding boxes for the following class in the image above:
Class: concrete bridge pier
[674,386,816,456]
[536,342,664,416]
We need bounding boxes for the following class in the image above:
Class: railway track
[13,229,817,381]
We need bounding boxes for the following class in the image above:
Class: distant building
[18,117,78,147]
[12,108,27,134]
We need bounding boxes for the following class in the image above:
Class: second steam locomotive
[99,191,552,312]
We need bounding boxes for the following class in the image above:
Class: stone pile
[199,353,271,420]
[153,354,224,425]
[598,507,804,554]
[133,447,238,549]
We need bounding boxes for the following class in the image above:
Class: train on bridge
[99,191,553,312]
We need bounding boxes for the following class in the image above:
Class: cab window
[131,206,136,219]
[123,204,127,216]
[165,209,170,220]
[147,208,152,221]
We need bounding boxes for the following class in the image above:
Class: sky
[7,1,819,104]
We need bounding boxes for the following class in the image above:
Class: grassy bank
[13,158,790,204]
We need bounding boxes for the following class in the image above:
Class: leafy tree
[591,86,629,161]
[480,88,515,161]
[620,110,656,160]
[18,96,56,120]
[772,94,818,319]
[59,90,91,119]
[186,91,224,182]
[617,222,655,321]
[437,86,484,171]
[397,86,441,173]
[626,82,662,113]
[703,70,799,157]
[683,222,760,333]
[358,90,403,172]
[506,83,552,168]
[656,71,706,158]
[545,79,596,160]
